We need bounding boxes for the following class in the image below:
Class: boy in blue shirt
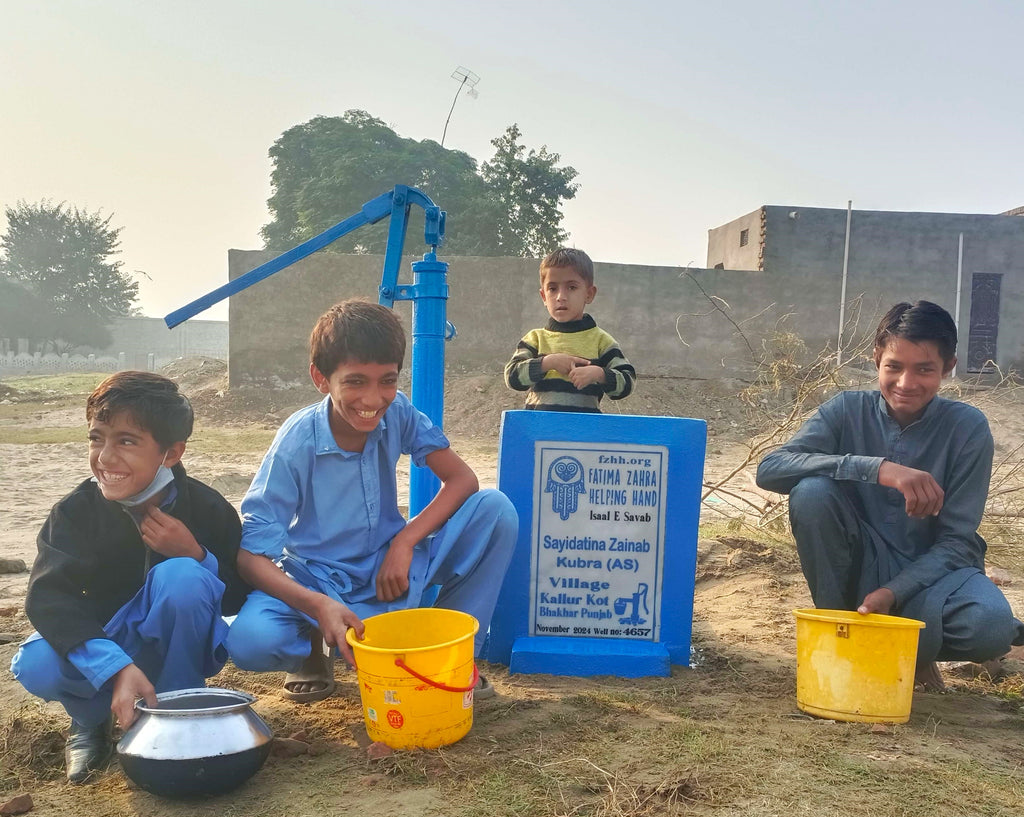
[227,299,518,701]
[11,372,247,782]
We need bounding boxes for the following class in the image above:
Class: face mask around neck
[116,460,175,508]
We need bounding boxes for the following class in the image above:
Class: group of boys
[11,247,1022,785]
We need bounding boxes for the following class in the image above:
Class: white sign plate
[530,441,668,641]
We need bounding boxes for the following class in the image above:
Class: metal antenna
[441,66,480,147]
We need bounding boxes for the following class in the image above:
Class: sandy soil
[1,363,1024,816]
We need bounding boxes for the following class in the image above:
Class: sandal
[282,653,336,703]
[474,674,497,701]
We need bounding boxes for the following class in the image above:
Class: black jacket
[25,463,249,658]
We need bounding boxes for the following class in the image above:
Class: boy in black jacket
[10,372,247,783]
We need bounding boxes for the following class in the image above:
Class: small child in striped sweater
[504,247,635,413]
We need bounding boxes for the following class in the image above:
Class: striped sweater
[504,314,636,412]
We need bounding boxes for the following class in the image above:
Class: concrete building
[707,205,1024,373]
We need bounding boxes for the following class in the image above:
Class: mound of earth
[160,355,227,388]
[159,357,760,440]
[442,371,759,439]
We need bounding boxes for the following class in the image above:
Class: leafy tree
[261,111,577,258]
[481,124,579,257]
[0,276,49,344]
[0,201,138,351]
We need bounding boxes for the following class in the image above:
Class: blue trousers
[227,489,518,672]
[789,476,1022,663]
[11,558,228,728]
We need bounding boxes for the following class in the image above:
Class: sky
[2,0,1023,322]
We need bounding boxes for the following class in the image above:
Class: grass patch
[0,706,67,792]
[699,519,796,551]
[451,680,1024,816]
[469,721,711,815]
[0,372,106,422]
[0,427,84,445]
[453,768,554,817]
[0,425,275,453]
[0,372,106,396]
[188,426,277,455]
[950,672,1024,702]
[797,748,1024,813]
[660,723,725,765]
[0,398,82,420]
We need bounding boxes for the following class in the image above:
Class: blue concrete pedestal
[487,410,706,678]
[510,636,670,678]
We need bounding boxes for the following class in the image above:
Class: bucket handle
[394,658,479,693]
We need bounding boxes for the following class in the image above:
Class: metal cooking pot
[116,687,273,798]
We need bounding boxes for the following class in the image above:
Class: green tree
[481,124,579,257]
[0,276,49,344]
[260,111,577,258]
[0,201,138,351]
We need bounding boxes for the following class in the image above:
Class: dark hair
[86,371,194,449]
[309,299,406,378]
[874,300,958,364]
[540,247,594,287]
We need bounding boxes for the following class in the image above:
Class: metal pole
[952,232,963,379]
[408,252,449,515]
[441,76,467,148]
[837,200,852,366]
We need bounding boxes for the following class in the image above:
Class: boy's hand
[311,596,364,666]
[877,461,944,518]
[376,538,416,602]
[139,506,204,560]
[568,364,605,390]
[111,663,157,728]
[858,587,896,616]
[542,353,590,376]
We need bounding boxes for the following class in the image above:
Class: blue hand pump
[164,184,452,516]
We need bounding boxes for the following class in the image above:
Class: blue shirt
[756,390,993,605]
[240,392,448,603]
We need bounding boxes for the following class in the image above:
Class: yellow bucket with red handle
[346,607,479,749]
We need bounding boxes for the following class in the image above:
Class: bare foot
[944,652,1024,682]
[914,660,946,691]
[978,658,1007,680]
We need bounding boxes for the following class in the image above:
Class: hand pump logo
[545,456,585,520]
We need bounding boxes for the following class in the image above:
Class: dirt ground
[1,361,1024,816]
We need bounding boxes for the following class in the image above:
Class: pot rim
[135,686,257,716]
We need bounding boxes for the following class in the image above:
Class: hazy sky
[3,1,1022,322]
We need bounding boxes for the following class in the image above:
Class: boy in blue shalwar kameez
[11,372,248,783]
[226,299,517,702]
[757,301,1024,689]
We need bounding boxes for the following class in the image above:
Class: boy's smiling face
[89,411,182,502]
[540,266,596,323]
[311,359,400,448]
[874,338,953,427]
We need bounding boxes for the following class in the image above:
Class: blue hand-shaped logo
[545,456,585,520]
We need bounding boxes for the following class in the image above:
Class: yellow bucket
[346,607,479,749]
[794,608,925,723]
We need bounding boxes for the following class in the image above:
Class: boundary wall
[1,316,227,377]
[227,251,897,388]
